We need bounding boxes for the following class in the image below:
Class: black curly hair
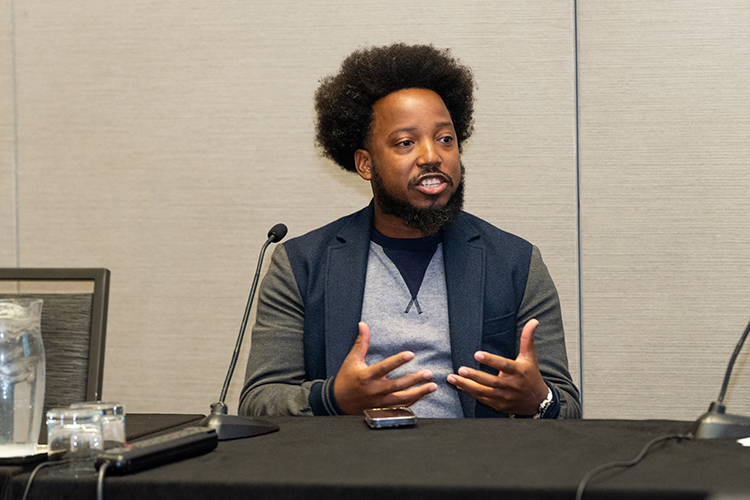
[314,43,475,172]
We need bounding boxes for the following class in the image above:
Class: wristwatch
[533,387,553,419]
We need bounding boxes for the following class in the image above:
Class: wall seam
[573,0,584,415]
[10,0,19,269]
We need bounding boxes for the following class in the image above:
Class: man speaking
[239,43,581,419]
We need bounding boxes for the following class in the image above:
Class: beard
[370,162,465,236]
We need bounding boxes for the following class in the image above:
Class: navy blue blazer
[281,202,578,418]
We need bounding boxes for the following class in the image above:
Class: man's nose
[417,140,440,166]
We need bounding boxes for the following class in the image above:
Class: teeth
[420,177,442,188]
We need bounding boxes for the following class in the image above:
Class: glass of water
[46,408,104,473]
[70,402,126,448]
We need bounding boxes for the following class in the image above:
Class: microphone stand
[694,317,750,439]
[200,224,287,440]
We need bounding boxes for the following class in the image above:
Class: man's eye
[398,140,413,147]
[439,136,454,143]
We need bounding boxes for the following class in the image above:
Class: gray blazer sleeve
[238,245,318,416]
[517,246,581,419]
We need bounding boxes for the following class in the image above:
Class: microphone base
[694,402,750,439]
[200,403,279,441]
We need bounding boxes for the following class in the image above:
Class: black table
[0,413,204,499]
[4,416,750,499]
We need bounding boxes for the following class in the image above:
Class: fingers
[448,366,518,395]
[359,369,434,409]
[346,322,414,374]
[384,369,434,393]
[518,319,539,361]
[448,318,547,415]
[369,350,416,378]
[472,318,540,373]
[381,381,438,408]
[448,370,529,413]
[335,323,441,414]
[455,366,505,389]
[447,372,507,402]
[346,322,371,364]
[474,351,516,374]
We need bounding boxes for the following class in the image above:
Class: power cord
[97,462,110,500]
[19,458,110,500]
[575,432,694,500]
[20,459,70,500]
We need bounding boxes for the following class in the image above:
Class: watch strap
[533,386,554,419]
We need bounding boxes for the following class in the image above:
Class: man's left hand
[447,319,549,416]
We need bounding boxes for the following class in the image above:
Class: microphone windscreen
[268,223,288,243]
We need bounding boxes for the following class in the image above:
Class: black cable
[20,459,70,500]
[97,462,110,500]
[575,432,693,500]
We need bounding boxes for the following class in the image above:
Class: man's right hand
[333,322,437,415]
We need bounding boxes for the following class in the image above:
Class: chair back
[0,268,110,409]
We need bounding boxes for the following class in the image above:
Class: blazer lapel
[324,204,373,377]
[443,213,485,417]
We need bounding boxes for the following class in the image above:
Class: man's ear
[354,149,372,181]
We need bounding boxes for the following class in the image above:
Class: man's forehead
[371,88,453,129]
[373,87,447,107]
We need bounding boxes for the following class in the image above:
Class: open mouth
[413,173,451,196]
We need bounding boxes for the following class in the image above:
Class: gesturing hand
[447,319,549,416]
[333,322,437,415]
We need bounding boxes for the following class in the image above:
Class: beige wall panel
[14,0,578,414]
[579,1,750,419]
[0,0,16,267]
[463,3,580,390]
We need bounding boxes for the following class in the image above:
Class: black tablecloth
[5,416,750,500]
[0,413,204,499]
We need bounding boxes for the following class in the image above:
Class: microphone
[268,223,287,243]
[694,317,750,439]
[201,223,288,440]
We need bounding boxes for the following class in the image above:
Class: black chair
[0,268,110,410]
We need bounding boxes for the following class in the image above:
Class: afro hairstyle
[314,43,475,172]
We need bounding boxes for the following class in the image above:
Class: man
[239,43,580,419]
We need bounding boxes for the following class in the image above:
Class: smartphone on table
[363,407,417,429]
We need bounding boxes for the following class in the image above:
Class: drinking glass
[46,408,104,473]
[70,402,126,448]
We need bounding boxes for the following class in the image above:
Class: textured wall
[8,0,750,422]
[9,0,749,422]
[5,1,579,415]
[1,0,15,267]
[578,1,750,418]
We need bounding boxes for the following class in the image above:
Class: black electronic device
[364,407,417,429]
[95,427,218,475]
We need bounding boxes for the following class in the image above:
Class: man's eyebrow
[387,122,455,137]
[387,126,417,137]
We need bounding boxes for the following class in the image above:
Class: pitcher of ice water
[0,299,45,458]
